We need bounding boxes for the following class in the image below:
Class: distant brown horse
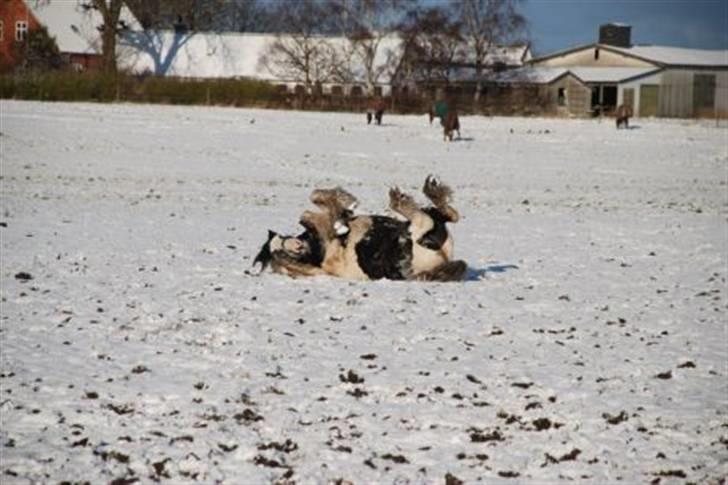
[367,97,386,125]
[442,110,460,141]
[615,104,633,129]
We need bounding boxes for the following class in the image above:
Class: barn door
[639,85,659,117]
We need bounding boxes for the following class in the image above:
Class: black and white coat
[254,177,467,282]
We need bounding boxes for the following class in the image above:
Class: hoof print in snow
[531,417,564,431]
[234,408,264,424]
[253,455,286,468]
[498,471,520,478]
[347,387,368,398]
[445,472,464,485]
[71,437,89,447]
[677,361,696,368]
[511,382,533,389]
[218,443,238,452]
[469,428,505,442]
[542,448,581,467]
[109,477,139,485]
[381,453,409,464]
[14,272,33,281]
[651,469,687,480]
[105,403,134,415]
[258,439,298,453]
[84,391,99,399]
[359,353,377,360]
[151,458,171,479]
[654,370,672,379]
[169,435,194,445]
[602,411,628,425]
[339,370,364,384]
[94,448,130,464]
[130,365,150,374]
[466,374,482,384]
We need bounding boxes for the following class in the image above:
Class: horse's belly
[411,243,448,274]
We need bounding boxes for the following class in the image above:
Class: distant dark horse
[442,110,461,141]
[615,104,633,129]
[367,97,386,125]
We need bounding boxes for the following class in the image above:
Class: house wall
[0,0,42,72]
[550,74,591,117]
[619,69,728,118]
[535,46,654,68]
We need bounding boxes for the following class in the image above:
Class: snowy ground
[0,100,726,484]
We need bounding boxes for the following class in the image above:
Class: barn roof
[531,43,728,68]
[606,45,728,67]
[29,0,139,55]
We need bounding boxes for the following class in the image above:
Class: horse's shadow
[465,263,519,281]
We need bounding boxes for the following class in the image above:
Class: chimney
[599,23,631,48]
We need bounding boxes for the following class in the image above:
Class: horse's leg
[389,186,434,242]
[310,187,358,213]
[416,260,467,282]
[300,209,337,245]
[422,175,459,223]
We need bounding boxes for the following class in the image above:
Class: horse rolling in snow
[254,176,467,282]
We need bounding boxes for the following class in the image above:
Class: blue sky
[522,0,728,55]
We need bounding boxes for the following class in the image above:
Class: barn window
[350,85,363,96]
[693,74,716,112]
[594,47,600,60]
[294,84,305,95]
[331,85,343,95]
[557,88,566,106]
[373,86,382,96]
[15,21,28,42]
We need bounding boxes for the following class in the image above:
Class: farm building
[118,30,531,99]
[529,23,728,118]
[0,0,42,72]
[119,31,405,97]
[0,0,138,72]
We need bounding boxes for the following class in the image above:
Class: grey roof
[531,43,728,68]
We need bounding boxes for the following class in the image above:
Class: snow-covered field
[1,100,726,484]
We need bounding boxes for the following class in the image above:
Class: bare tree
[399,6,464,86]
[259,0,338,93]
[455,0,527,101]
[327,0,413,94]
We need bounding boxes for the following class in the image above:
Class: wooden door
[639,85,659,117]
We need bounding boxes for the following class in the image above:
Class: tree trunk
[473,63,482,103]
[94,0,123,74]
